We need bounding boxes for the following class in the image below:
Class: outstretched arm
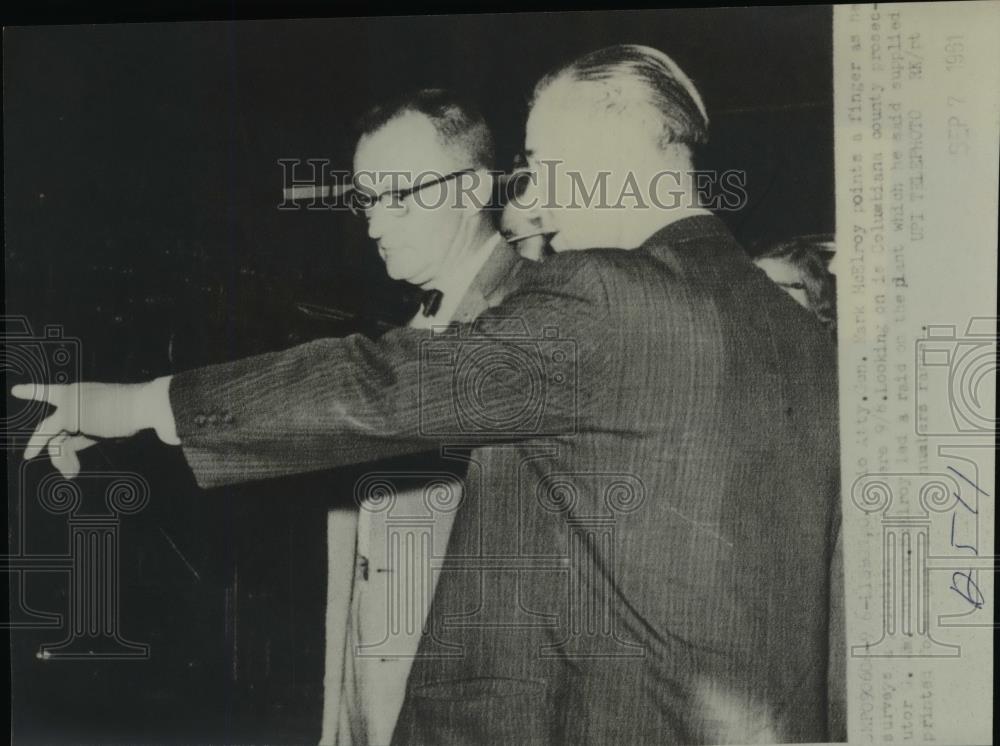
[14,254,610,489]
[168,256,609,488]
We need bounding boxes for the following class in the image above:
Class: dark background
[4,7,833,744]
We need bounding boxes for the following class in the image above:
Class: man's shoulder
[512,247,701,324]
[520,248,630,287]
[506,250,624,309]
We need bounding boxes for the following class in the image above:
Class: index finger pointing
[11,383,68,405]
[11,383,44,401]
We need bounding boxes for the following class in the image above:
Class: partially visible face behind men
[353,112,474,286]
[754,256,809,309]
[524,77,662,253]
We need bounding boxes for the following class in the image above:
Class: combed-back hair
[533,44,709,148]
[355,88,495,170]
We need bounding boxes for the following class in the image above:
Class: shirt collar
[409,231,503,327]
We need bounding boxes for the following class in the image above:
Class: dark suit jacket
[170,215,840,744]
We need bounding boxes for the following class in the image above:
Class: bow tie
[417,289,443,317]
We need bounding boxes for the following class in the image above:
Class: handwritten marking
[944,467,989,610]
[946,465,989,497]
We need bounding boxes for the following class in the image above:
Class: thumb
[49,434,98,479]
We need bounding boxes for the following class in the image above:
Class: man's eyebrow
[524,149,535,159]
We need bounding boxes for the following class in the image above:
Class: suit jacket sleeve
[169,256,611,489]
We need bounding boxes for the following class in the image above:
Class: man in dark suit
[16,44,840,744]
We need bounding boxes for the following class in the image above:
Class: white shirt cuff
[145,375,180,445]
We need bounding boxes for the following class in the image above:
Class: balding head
[523,44,712,252]
[534,44,709,153]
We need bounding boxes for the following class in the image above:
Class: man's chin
[549,233,589,253]
[384,263,412,282]
[548,233,568,252]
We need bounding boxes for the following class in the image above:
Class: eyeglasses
[505,154,536,201]
[348,169,476,218]
[501,169,535,201]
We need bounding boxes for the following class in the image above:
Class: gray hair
[534,44,709,148]
[355,88,495,170]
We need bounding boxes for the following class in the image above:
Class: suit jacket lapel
[451,239,525,324]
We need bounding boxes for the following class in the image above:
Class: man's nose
[518,170,541,207]
[517,173,552,234]
[366,206,386,240]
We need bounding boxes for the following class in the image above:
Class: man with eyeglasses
[323,89,529,746]
[15,44,840,745]
[346,97,518,326]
